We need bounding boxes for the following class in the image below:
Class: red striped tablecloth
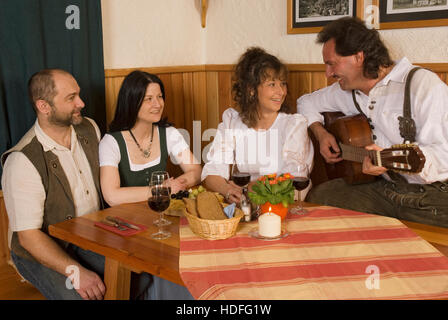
[179,206,448,300]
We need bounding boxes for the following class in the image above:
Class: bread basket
[183,207,244,240]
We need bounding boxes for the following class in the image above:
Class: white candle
[258,212,281,237]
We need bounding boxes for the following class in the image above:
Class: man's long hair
[317,17,393,79]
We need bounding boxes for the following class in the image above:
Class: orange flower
[269,179,278,185]
[277,176,286,182]
[267,173,277,179]
[283,173,293,179]
[258,176,267,182]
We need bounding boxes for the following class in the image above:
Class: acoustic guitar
[322,112,426,185]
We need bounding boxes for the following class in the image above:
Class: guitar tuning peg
[391,143,415,149]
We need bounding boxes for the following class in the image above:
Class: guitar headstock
[380,144,426,174]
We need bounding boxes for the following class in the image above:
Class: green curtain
[0,0,106,178]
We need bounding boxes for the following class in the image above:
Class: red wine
[151,186,170,197]
[293,177,309,191]
[148,195,170,212]
[232,173,250,187]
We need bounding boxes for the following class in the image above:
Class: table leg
[104,257,131,300]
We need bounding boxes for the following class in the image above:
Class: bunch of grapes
[171,190,190,200]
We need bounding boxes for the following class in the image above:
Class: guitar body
[323,112,375,185]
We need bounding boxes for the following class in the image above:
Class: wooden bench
[0,190,45,299]
[0,190,10,266]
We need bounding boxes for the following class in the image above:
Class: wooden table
[48,201,183,300]
[49,201,448,300]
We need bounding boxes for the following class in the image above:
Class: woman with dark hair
[99,70,201,207]
[202,47,314,203]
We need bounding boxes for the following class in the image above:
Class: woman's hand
[176,149,202,191]
[224,181,243,204]
[169,177,188,194]
[202,175,243,203]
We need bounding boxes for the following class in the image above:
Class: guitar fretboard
[340,144,378,166]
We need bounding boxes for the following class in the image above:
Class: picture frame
[377,0,448,30]
[287,0,359,34]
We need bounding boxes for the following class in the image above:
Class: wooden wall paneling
[157,73,174,124]
[299,72,313,95]
[169,73,187,130]
[182,72,194,136]
[158,73,183,179]
[105,65,206,78]
[289,71,313,112]
[310,72,328,92]
[0,191,10,266]
[206,71,220,130]
[192,71,208,129]
[192,72,209,163]
[326,76,338,87]
[160,73,186,179]
[217,71,233,122]
[180,71,198,171]
[287,72,299,112]
[436,72,447,85]
[104,77,116,127]
[107,76,125,126]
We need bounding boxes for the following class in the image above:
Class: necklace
[129,125,154,158]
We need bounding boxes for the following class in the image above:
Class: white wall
[101,0,206,69]
[101,0,448,69]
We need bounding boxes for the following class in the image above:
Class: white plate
[248,227,289,241]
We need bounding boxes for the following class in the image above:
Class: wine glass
[150,171,172,227]
[230,163,250,202]
[289,164,310,215]
[148,184,171,240]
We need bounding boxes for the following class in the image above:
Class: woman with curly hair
[202,47,314,204]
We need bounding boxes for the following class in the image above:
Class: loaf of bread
[183,198,199,217]
[196,192,227,220]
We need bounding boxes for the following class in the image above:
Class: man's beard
[48,107,83,127]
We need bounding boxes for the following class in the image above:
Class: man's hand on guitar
[310,123,343,164]
[321,133,343,163]
[362,144,387,176]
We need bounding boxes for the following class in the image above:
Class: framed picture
[287,0,358,34]
[378,0,448,30]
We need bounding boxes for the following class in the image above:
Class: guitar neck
[340,144,379,166]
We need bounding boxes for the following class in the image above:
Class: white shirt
[1,118,101,247]
[99,126,190,170]
[201,108,314,182]
[297,57,448,184]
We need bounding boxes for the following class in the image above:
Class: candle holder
[248,210,289,241]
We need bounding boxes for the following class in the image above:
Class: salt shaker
[241,199,251,222]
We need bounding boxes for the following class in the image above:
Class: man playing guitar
[297,17,448,228]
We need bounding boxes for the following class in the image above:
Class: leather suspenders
[351,66,422,144]
[398,67,422,144]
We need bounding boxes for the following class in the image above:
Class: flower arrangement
[248,173,295,208]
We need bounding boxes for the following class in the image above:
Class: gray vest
[1,118,103,262]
